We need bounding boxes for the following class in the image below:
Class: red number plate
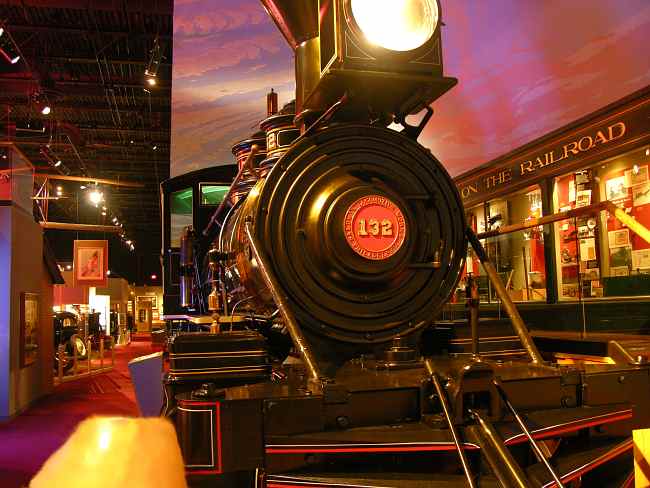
[343,195,406,260]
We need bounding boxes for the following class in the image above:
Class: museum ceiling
[0,0,173,280]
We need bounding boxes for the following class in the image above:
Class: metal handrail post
[244,220,324,383]
[424,359,476,488]
[72,334,79,375]
[87,339,92,375]
[466,228,544,364]
[493,380,565,488]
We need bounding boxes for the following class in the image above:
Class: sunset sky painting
[171,0,650,177]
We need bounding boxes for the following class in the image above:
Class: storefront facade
[454,86,650,332]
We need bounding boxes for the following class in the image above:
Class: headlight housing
[349,0,439,52]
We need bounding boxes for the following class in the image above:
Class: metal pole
[57,344,65,382]
[34,174,145,188]
[87,340,92,375]
[493,380,565,488]
[203,145,259,237]
[468,409,531,488]
[467,276,479,357]
[424,359,476,488]
[244,220,323,382]
[477,202,609,240]
[467,228,544,364]
[100,337,104,369]
[72,334,79,375]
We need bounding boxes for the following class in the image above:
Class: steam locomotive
[161,1,650,486]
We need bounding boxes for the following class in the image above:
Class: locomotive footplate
[176,356,649,485]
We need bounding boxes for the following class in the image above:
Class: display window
[554,145,650,299]
[170,187,193,248]
[466,186,546,303]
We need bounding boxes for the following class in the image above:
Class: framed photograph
[632,249,650,270]
[633,182,650,206]
[73,240,108,287]
[625,165,649,187]
[610,266,629,277]
[606,176,628,201]
[608,229,630,248]
[610,245,632,268]
[20,292,39,368]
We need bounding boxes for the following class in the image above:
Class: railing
[55,334,116,384]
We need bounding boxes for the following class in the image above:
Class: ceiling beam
[41,56,172,68]
[36,174,145,188]
[9,24,172,41]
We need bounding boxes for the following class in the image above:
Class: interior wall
[0,207,12,419]
[6,206,47,418]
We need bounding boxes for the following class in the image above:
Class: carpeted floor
[0,340,154,488]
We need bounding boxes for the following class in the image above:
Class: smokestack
[260,0,320,118]
[259,0,318,49]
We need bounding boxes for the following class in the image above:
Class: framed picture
[610,246,632,268]
[625,165,649,187]
[73,240,108,287]
[608,229,630,248]
[20,292,39,368]
[633,182,650,206]
[606,176,628,201]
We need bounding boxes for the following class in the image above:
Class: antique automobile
[53,311,87,371]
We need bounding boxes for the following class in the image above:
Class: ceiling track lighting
[0,25,21,65]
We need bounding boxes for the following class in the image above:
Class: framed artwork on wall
[20,292,39,368]
[73,240,108,287]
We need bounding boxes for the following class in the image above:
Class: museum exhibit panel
[455,87,650,335]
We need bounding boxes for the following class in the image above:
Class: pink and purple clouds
[171,0,650,177]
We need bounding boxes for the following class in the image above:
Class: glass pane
[553,170,601,299]
[599,146,650,297]
[464,187,546,303]
[200,184,230,206]
[170,188,193,248]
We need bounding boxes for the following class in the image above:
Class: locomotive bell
[260,0,457,116]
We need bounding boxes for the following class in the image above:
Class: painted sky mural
[171,0,650,177]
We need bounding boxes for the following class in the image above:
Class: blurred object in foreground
[30,417,187,488]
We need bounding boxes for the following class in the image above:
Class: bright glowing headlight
[350,0,439,52]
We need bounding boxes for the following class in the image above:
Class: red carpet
[0,341,154,488]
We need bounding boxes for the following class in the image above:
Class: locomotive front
[163,2,650,487]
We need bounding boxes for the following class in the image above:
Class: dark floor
[0,340,153,488]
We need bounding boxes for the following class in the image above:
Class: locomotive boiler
[162,1,650,487]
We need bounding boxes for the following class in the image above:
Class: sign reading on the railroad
[344,195,406,260]
[455,93,650,207]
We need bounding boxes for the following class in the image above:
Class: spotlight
[152,145,158,151]
[41,106,51,115]
[151,274,158,280]
[130,244,135,251]
[107,270,111,276]
[88,190,104,206]
[126,240,132,245]
[56,186,62,192]
[634,164,640,175]
[80,185,87,190]
[0,28,3,37]
[54,160,62,167]
[146,76,157,87]
[130,140,135,144]
[350,0,438,52]
[101,211,106,216]
[646,148,650,157]
[66,264,72,270]
[279,0,453,116]
[102,206,107,211]
[112,217,118,223]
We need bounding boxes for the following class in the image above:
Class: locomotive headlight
[350,0,439,52]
